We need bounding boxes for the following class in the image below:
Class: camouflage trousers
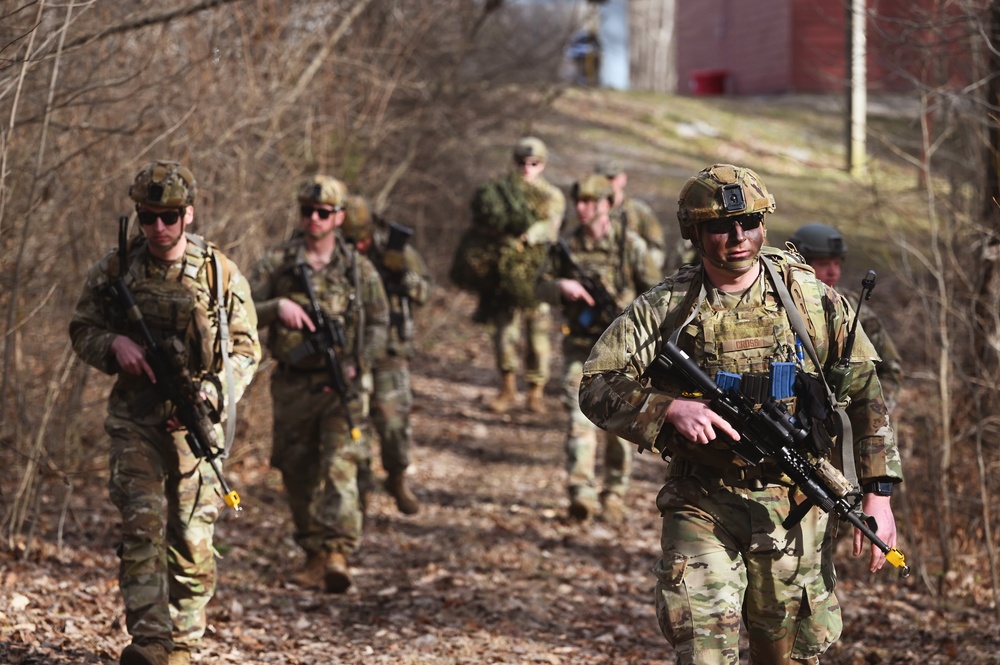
[493,302,552,386]
[106,424,222,651]
[562,346,632,502]
[652,469,842,665]
[270,370,367,556]
[367,354,414,476]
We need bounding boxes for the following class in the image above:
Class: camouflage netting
[469,175,536,236]
[449,226,500,294]
[451,174,554,312]
[496,241,547,308]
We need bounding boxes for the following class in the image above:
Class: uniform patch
[720,337,771,353]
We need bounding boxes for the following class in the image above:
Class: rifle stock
[650,341,909,577]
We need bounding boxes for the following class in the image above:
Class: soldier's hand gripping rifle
[553,238,621,331]
[647,341,909,577]
[107,216,241,511]
[294,264,363,443]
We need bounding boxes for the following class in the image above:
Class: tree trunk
[628,0,676,92]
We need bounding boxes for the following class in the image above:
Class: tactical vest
[111,234,227,376]
[659,247,847,471]
[269,240,363,370]
[561,223,635,341]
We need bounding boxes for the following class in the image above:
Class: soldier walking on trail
[489,136,567,414]
[69,161,261,665]
[579,164,903,664]
[342,196,431,515]
[249,176,389,593]
[536,174,660,524]
[594,157,669,271]
[788,222,904,411]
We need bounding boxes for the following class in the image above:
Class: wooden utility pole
[846,0,867,176]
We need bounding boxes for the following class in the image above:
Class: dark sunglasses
[704,212,764,235]
[300,204,339,219]
[136,208,183,226]
[516,158,543,167]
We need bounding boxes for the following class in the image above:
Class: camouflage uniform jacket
[611,195,665,256]
[841,288,903,408]
[520,174,567,246]
[537,222,661,353]
[69,233,261,430]
[579,246,903,484]
[250,233,389,375]
[367,226,431,357]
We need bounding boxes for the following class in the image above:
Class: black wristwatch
[862,479,894,496]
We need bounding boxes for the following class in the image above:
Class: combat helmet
[513,136,548,163]
[788,223,847,260]
[342,195,373,242]
[129,161,196,208]
[571,174,614,203]
[298,175,347,209]
[676,163,775,241]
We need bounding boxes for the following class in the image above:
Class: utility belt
[667,457,793,491]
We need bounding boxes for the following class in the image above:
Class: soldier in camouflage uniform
[537,174,660,523]
[250,176,389,593]
[342,196,431,515]
[69,161,261,665]
[788,222,904,411]
[490,136,567,414]
[579,164,903,665]
[595,157,669,271]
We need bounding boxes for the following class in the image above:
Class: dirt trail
[2,287,998,664]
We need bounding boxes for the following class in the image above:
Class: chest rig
[270,240,362,369]
[560,224,634,340]
[115,234,222,375]
[661,250,856,485]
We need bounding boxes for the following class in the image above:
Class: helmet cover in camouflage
[342,195,373,242]
[677,163,776,240]
[513,136,548,163]
[571,174,614,203]
[298,175,347,209]
[129,161,196,209]
[594,158,624,178]
[788,222,847,260]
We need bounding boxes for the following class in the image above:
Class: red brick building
[675,0,977,95]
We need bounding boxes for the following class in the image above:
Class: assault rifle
[107,216,241,511]
[293,264,363,443]
[384,221,415,342]
[553,238,620,332]
[648,340,909,577]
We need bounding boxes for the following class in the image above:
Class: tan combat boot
[168,649,191,665]
[490,371,518,413]
[291,550,326,590]
[526,383,546,413]
[324,551,353,594]
[120,641,170,665]
[568,490,599,522]
[386,472,420,515]
[599,492,627,525]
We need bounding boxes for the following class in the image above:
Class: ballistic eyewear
[704,212,764,235]
[300,204,340,219]
[136,208,183,226]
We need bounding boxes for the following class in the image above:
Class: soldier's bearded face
[138,205,191,256]
[300,204,341,240]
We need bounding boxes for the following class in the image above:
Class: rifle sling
[212,251,236,458]
[759,256,857,487]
